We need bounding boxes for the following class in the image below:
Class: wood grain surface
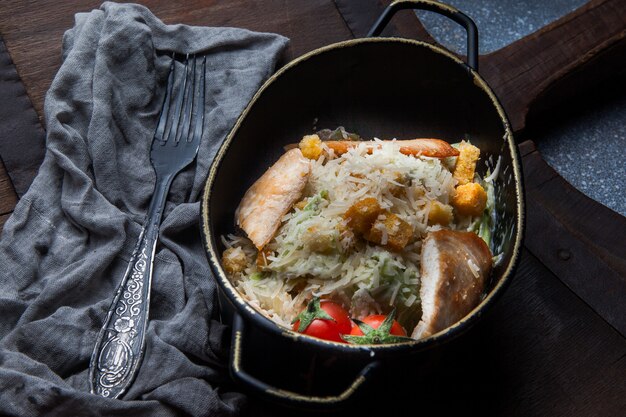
[0,36,47,199]
[0,0,354,119]
[334,0,436,40]
[521,141,626,337]
[0,159,17,221]
[481,0,626,133]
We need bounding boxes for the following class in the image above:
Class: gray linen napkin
[0,2,288,416]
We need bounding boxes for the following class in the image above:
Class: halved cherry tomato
[350,315,407,336]
[292,298,352,343]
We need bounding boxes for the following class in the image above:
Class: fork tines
[154,54,206,146]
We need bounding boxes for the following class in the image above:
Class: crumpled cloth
[0,3,288,416]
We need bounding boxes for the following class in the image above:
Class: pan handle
[367,0,478,71]
[229,313,382,408]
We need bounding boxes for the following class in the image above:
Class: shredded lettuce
[303,190,328,212]
[250,272,264,281]
[475,172,496,249]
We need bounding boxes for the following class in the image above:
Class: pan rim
[201,36,525,354]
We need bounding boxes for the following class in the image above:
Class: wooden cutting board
[0,0,624,415]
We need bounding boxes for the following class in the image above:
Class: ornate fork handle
[89,55,205,399]
[89,173,174,399]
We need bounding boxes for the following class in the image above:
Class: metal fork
[89,55,206,399]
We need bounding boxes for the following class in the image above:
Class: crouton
[453,142,480,185]
[452,182,487,217]
[365,211,413,252]
[303,226,335,254]
[256,248,273,269]
[344,197,383,235]
[299,134,323,160]
[428,201,453,225]
[389,173,407,198]
[222,247,248,275]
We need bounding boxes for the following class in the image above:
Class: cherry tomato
[350,315,406,336]
[292,298,352,343]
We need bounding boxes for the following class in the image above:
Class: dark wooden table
[1,1,624,415]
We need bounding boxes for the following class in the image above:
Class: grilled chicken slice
[412,230,492,339]
[236,148,311,249]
